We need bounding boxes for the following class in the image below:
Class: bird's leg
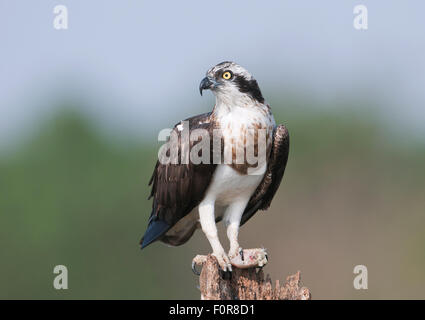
[224,200,248,260]
[227,223,241,260]
[198,200,232,272]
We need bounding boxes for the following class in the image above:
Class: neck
[212,93,264,117]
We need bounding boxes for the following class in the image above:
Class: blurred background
[0,0,424,299]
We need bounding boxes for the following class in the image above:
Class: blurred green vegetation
[0,99,424,299]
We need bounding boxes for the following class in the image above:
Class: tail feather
[140,219,170,249]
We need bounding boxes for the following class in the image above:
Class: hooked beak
[199,77,214,96]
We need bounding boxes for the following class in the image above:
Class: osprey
[140,61,289,272]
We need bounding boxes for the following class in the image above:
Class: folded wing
[140,113,217,248]
[241,124,290,225]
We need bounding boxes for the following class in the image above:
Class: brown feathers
[148,113,217,228]
[241,124,290,225]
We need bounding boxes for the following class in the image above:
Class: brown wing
[140,112,217,248]
[240,124,290,226]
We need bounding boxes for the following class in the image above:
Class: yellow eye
[222,71,232,80]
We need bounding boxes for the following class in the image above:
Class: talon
[257,257,266,270]
[192,260,201,276]
[191,255,207,276]
[213,250,231,273]
[239,248,244,261]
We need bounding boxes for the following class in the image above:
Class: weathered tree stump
[197,254,311,300]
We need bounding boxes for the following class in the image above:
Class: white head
[199,61,265,107]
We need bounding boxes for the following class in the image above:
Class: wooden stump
[198,254,311,300]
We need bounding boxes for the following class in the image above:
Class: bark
[198,254,311,300]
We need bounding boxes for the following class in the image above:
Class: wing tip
[140,219,170,250]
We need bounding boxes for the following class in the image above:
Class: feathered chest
[214,105,275,175]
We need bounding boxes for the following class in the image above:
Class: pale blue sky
[1,1,424,147]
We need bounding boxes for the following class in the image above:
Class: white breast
[203,102,275,206]
[206,163,266,206]
[218,105,274,145]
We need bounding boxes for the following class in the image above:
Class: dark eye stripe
[234,75,264,103]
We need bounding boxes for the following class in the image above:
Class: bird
[140,61,289,272]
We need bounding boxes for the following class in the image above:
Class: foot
[212,249,232,272]
[191,248,268,275]
[191,253,233,276]
[228,246,242,260]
